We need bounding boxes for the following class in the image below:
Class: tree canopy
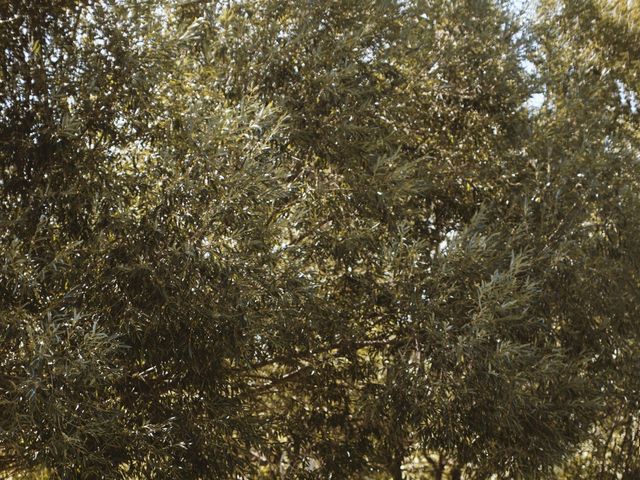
[1,0,639,478]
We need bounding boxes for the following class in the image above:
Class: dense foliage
[1,0,639,478]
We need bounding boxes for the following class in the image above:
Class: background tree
[532,1,640,477]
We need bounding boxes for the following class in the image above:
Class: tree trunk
[390,451,403,480]
[391,464,403,480]
[434,465,444,480]
[451,465,462,480]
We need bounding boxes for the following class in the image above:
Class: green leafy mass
[1,0,639,478]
